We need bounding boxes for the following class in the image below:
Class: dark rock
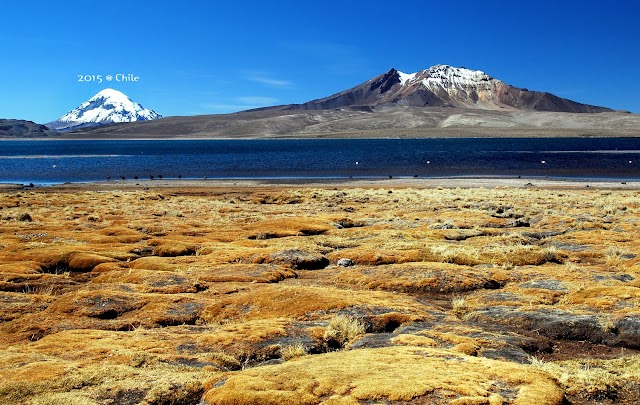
[259,359,283,366]
[506,218,530,228]
[470,309,640,348]
[520,280,569,291]
[335,219,357,229]
[156,301,204,326]
[492,209,524,219]
[350,333,393,349]
[482,292,522,302]
[479,347,531,364]
[467,307,607,343]
[614,316,640,348]
[550,242,590,252]
[521,230,565,240]
[430,223,457,230]
[442,229,484,241]
[80,294,144,319]
[268,249,329,270]
[595,274,635,283]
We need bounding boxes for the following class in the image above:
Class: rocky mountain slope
[272,65,612,113]
[47,89,161,132]
[0,119,59,137]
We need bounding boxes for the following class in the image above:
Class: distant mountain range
[68,64,639,139]
[270,65,612,113]
[46,89,162,132]
[2,65,638,139]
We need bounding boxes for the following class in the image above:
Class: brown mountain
[270,65,612,113]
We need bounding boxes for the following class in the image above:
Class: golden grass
[279,343,308,360]
[530,354,640,399]
[1,185,639,403]
[203,346,564,404]
[323,314,366,348]
[199,284,431,324]
[451,295,469,316]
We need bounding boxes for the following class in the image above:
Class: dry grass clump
[203,346,564,404]
[451,295,469,316]
[333,262,509,294]
[195,319,290,351]
[245,217,331,239]
[279,343,308,360]
[428,243,563,267]
[127,256,176,271]
[200,284,430,324]
[206,352,242,371]
[326,247,426,265]
[603,245,635,268]
[564,285,640,311]
[0,360,207,405]
[323,314,366,349]
[187,263,297,284]
[152,243,198,257]
[66,252,117,272]
[529,355,640,401]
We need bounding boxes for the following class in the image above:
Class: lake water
[1,138,639,184]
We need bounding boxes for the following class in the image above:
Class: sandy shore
[3,176,639,191]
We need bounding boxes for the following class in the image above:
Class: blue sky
[2,0,639,123]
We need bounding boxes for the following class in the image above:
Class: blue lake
[1,138,639,184]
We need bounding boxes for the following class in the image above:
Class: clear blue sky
[2,0,639,123]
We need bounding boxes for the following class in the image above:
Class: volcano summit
[47,89,161,132]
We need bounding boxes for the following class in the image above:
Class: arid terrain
[1,179,639,404]
[65,107,640,139]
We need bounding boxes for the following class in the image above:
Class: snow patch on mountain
[47,89,161,132]
[399,65,500,90]
[397,71,417,86]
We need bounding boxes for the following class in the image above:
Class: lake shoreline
[3,176,638,191]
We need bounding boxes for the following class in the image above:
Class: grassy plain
[0,180,639,404]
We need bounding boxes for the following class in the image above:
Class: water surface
[1,138,639,184]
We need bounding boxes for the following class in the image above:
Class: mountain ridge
[0,119,60,137]
[265,65,612,113]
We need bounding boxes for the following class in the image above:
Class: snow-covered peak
[398,65,499,88]
[47,89,162,131]
[425,64,497,84]
[390,65,507,109]
[90,88,133,103]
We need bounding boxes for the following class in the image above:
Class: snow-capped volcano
[273,64,611,113]
[394,65,503,108]
[47,88,162,132]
